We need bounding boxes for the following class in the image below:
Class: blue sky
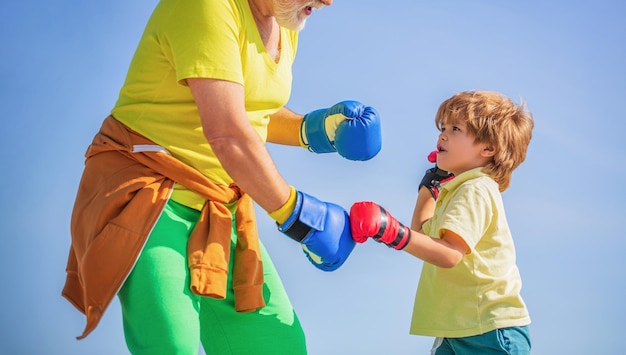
[1,1,625,354]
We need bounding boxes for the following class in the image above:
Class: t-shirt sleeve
[159,0,244,86]
[437,184,493,250]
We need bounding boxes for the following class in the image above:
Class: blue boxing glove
[277,191,355,271]
[301,100,382,161]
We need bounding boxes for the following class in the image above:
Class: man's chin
[293,21,306,31]
[278,17,307,32]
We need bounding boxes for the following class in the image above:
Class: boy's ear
[481,145,496,157]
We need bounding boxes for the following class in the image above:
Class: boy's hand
[421,150,454,199]
[349,201,411,250]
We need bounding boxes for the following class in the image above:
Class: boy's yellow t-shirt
[410,168,531,337]
[111,0,298,210]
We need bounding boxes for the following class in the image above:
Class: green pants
[118,199,307,354]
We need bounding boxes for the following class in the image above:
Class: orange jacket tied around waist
[62,116,265,339]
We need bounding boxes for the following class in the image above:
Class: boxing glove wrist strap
[276,191,312,242]
[374,206,411,250]
[277,191,334,244]
[388,224,411,250]
[279,219,311,242]
[301,108,336,153]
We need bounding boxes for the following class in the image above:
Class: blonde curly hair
[434,91,534,191]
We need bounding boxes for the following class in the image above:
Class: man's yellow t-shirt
[410,168,531,337]
[111,0,298,210]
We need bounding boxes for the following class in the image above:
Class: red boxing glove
[349,202,411,250]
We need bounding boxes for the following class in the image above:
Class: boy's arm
[411,186,436,232]
[402,229,468,268]
[406,184,468,267]
[412,153,454,230]
[350,201,468,268]
[349,152,465,267]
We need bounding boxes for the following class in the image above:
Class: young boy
[350,91,533,354]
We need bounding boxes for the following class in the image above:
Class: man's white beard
[274,1,318,31]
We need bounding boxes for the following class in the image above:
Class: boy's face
[435,120,492,176]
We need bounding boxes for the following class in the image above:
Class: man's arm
[267,107,303,146]
[187,77,290,213]
[188,77,357,271]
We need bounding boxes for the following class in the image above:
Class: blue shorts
[431,326,531,355]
